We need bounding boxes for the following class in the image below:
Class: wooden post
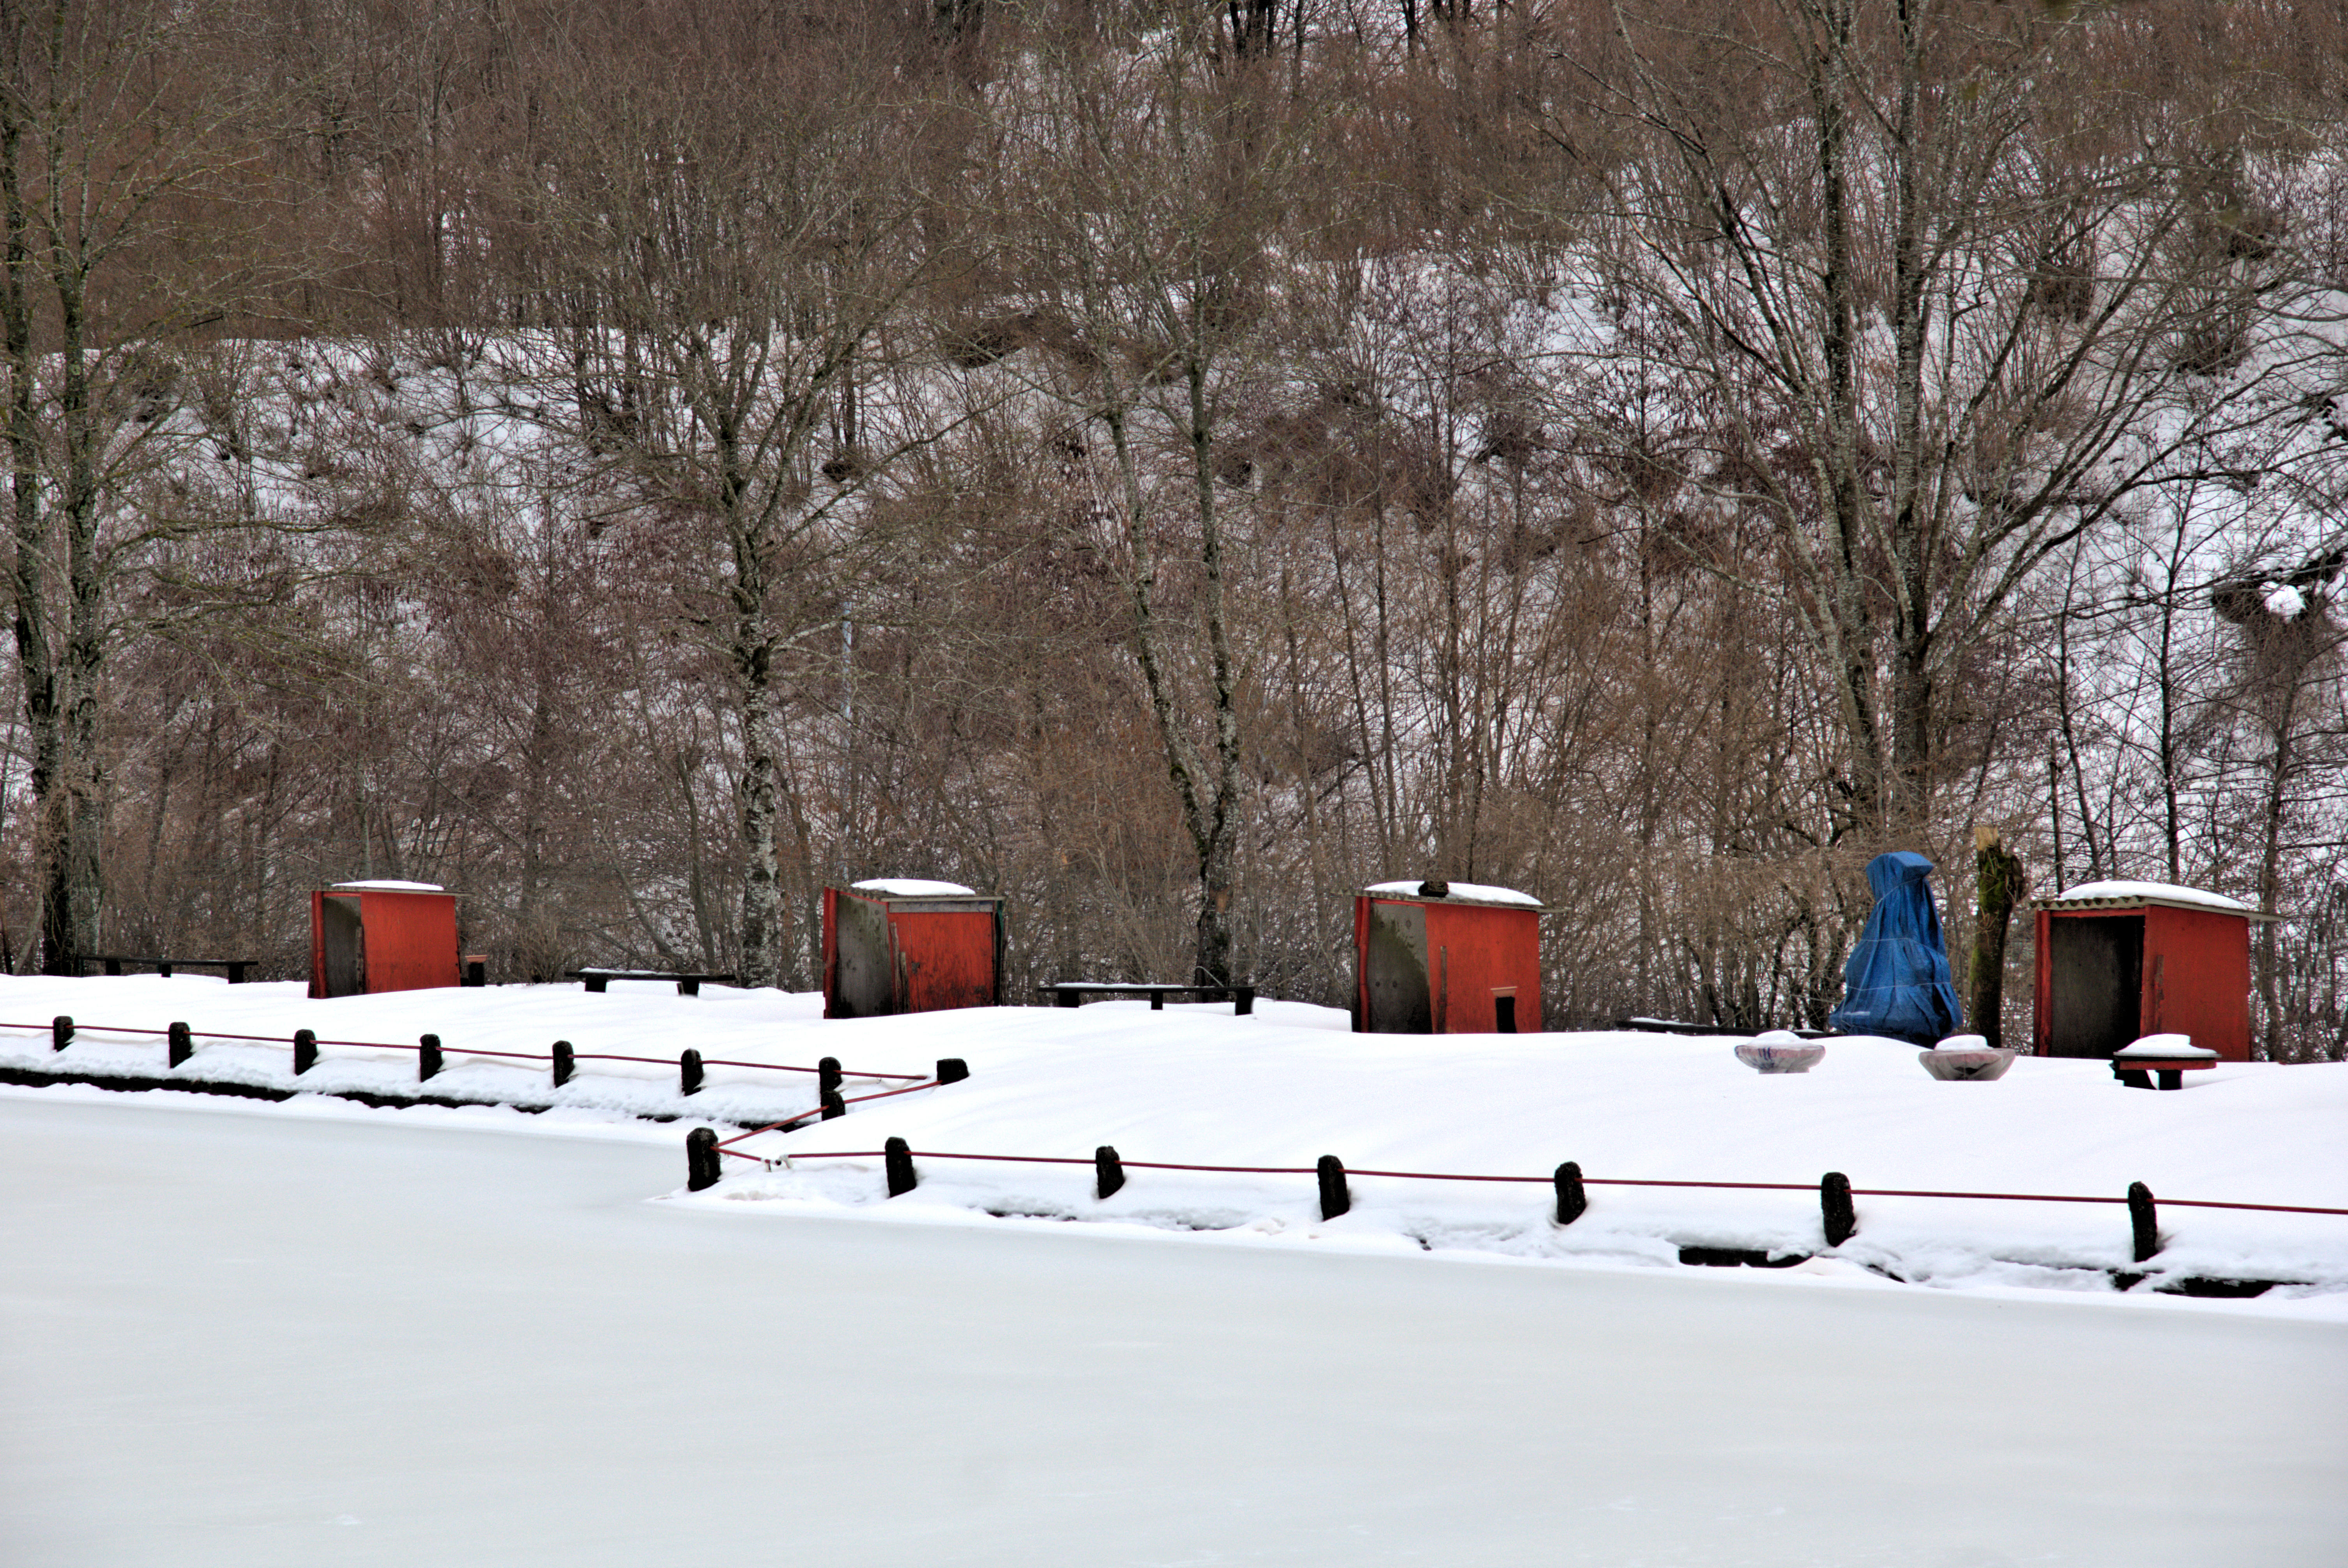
[1553,1161,1587,1225]
[552,1040,574,1087]
[686,1128,720,1191]
[2129,1181,2161,1263]
[168,1021,193,1068]
[884,1137,918,1197]
[935,1057,969,1084]
[1970,826,2026,1049]
[1821,1171,1856,1247]
[820,1088,846,1119]
[1095,1145,1126,1200]
[419,1033,443,1081]
[819,1056,842,1097]
[1317,1155,1350,1220]
[680,1049,704,1096]
[50,1015,71,1051]
[1234,985,1255,1016]
[293,1029,317,1075]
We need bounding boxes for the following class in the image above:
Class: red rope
[750,1147,2348,1217]
[697,1056,925,1080]
[9,1020,894,1086]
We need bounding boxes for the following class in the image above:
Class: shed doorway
[318,895,366,998]
[1361,902,1432,1033]
[2044,914,2142,1058]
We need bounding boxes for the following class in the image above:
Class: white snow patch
[2262,579,2308,618]
[330,879,447,892]
[2118,1034,2220,1059]
[850,878,979,897]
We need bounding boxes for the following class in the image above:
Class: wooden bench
[2111,1054,2219,1091]
[570,969,738,997]
[1041,982,1255,1015]
[78,955,255,984]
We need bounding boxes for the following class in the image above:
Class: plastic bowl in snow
[1918,1038,2016,1081]
[1734,1034,1825,1074]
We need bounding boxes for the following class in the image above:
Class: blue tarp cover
[1829,851,1964,1044]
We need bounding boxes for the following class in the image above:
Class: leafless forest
[4,0,2345,1056]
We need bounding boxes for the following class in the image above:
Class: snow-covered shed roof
[848,878,984,898]
[1361,879,1543,909]
[2034,880,2279,920]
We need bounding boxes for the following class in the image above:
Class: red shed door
[1422,903,1543,1033]
[2141,905,2253,1061]
[357,891,461,994]
[889,907,999,1014]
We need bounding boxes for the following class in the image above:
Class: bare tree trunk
[1970,825,2024,1048]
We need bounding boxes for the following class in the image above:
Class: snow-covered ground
[4,973,2345,1302]
[4,1091,2344,1567]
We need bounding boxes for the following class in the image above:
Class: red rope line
[751,1148,2348,1217]
[8,1020,894,1085]
[712,1078,948,1151]
[697,1056,924,1080]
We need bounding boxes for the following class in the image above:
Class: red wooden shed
[2031,881,2276,1062]
[309,881,461,999]
[1354,880,1544,1034]
[823,880,1005,1019]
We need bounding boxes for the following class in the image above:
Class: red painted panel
[821,886,842,1018]
[310,891,329,999]
[2032,909,2052,1056]
[357,890,460,994]
[1418,902,1544,1033]
[890,909,1000,1013]
[2141,904,2253,1061]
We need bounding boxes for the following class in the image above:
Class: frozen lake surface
[4,1092,2344,1566]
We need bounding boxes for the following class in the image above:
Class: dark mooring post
[51,1015,72,1051]
[819,1056,842,1097]
[2128,1181,2161,1263]
[820,1088,846,1119]
[167,1021,193,1068]
[935,1057,969,1084]
[1095,1145,1126,1200]
[884,1137,918,1197]
[418,1033,443,1082]
[679,1049,704,1096]
[1554,1161,1588,1225]
[1317,1155,1351,1221]
[552,1040,574,1087]
[293,1028,317,1075]
[686,1128,720,1192]
[1821,1171,1856,1247]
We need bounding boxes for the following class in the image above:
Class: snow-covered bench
[78,955,255,983]
[569,968,737,997]
[1040,982,1255,1015]
[2111,1035,2220,1091]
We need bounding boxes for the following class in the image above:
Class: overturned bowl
[1735,1034,1826,1074]
[1919,1044,2016,1081]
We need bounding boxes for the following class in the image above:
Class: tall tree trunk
[1970,825,2024,1048]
